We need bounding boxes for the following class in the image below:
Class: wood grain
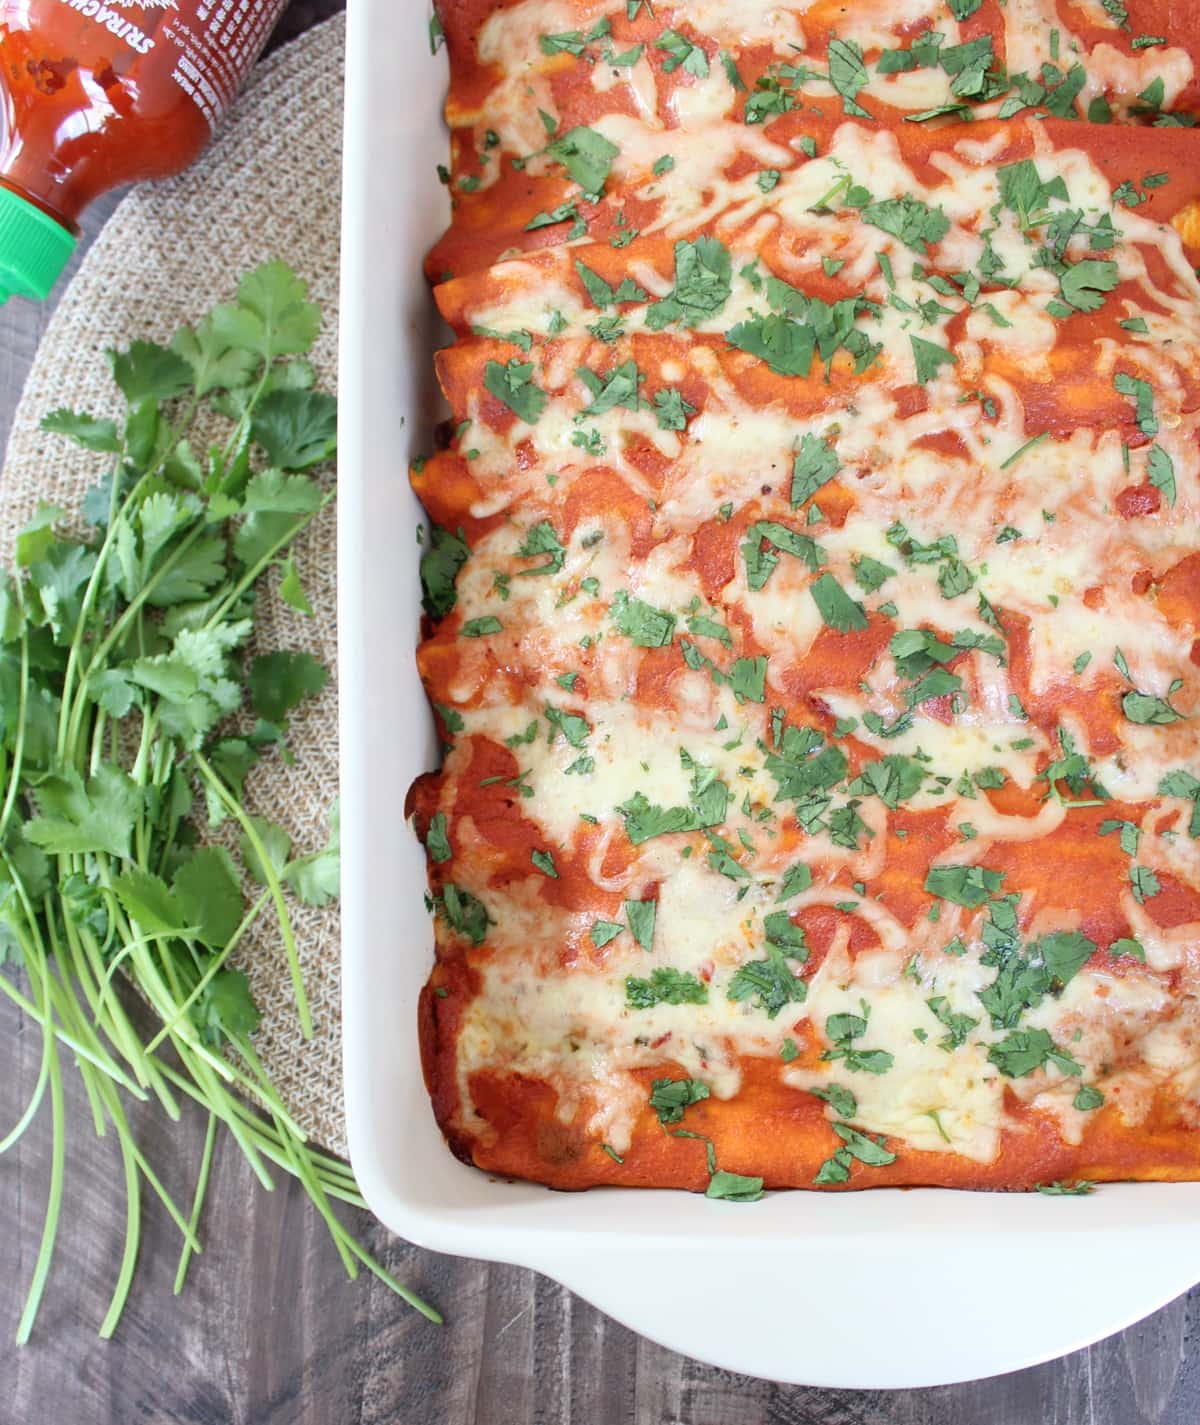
[2,3,1199,1421]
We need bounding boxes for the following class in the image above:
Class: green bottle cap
[0,185,77,305]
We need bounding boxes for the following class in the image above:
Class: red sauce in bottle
[0,0,289,301]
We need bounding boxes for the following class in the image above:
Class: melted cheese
[423,5,1200,1185]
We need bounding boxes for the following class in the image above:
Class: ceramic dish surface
[337,0,1200,1386]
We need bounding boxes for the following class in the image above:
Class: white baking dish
[337,0,1200,1386]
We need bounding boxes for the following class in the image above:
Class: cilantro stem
[14,1020,64,1346]
[143,890,268,1051]
[193,752,311,1038]
[99,1121,141,1339]
[217,365,271,475]
[62,902,174,1107]
[70,521,207,729]
[1,271,435,1338]
[173,1111,216,1294]
[0,938,52,1154]
[0,581,29,843]
[0,966,141,1090]
[55,466,150,764]
[233,1038,307,1143]
[56,388,203,765]
[0,856,144,1094]
[204,497,333,630]
[808,173,852,212]
[339,1233,444,1326]
[998,431,1049,470]
[275,1109,357,1278]
[89,1071,200,1250]
[78,1054,109,1138]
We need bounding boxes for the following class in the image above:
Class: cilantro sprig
[0,263,436,1341]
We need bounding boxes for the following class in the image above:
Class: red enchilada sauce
[0,0,288,302]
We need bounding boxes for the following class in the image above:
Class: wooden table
[2,4,1199,1421]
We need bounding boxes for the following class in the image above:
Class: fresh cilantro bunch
[0,262,436,1340]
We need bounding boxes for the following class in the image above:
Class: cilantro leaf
[171,313,260,395]
[610,590,676,646]
[790,433,840,507]
[592,920,623,948]
[1148,445,1176,507]
[996,160,1069,230]
[625,897,657,949]
[655,28,709,77]
[810,572,868,632]
[741,520,823,591]
[727,313,816,377]
[811,1083,858,1116]
[107,340,193,406]
[910,335,957,385]
[849,755,925,809]
[249,390,338,470]
[578,359,643,414]
[833,1122,897,1165]
[646,238,733,329]
[926,995,979,1050]
[546,125,619,196]
[425,812,452,864]
[1122,690,1184,725]
[626,967,709,1007]
[26,766,141,859]
[437,883,492,946]
[172,846,244,948]
[822,1012,894,1074]
[705,1170,765,1202]
[827,38,872,117]
[212,261,322,361]
[484,359,548,423]
[248,651,329,723]
[988,1028,1083,1078]
[461,616,502,637]
[278,557,313,615]
[194,969,261,1048]
[728,949,807,1018]
[41,408,121,453]
[238,816,293,885]
[545,703,590,748]
[516,521,566,576]
[420,526,470,619]
[649,1077,710,1123]
[860,196,950,254]
[1058,259,1119,314]
[654,388,697,430]
[531,849,559,878]
[1114,372,1157,435]
[925,863,1004,907]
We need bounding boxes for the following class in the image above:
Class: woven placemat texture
[0,15,350,1157]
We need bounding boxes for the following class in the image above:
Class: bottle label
[53,1,290,129]
[160,2,290,130]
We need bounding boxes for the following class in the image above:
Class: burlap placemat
[0,15,350,1158]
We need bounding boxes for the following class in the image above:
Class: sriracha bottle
[0,0,289,304]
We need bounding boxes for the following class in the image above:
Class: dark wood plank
[2,3,1200,1422]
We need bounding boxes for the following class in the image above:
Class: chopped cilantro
[910,335,957,385]
[546,126,619,197]
[484,359,547,422]
[627,967,708,1007]
[810,572,868,632]
[649,1077,710,1124]
[625,897,657,949]
[609,590,676,646]
[655,28,709,78]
